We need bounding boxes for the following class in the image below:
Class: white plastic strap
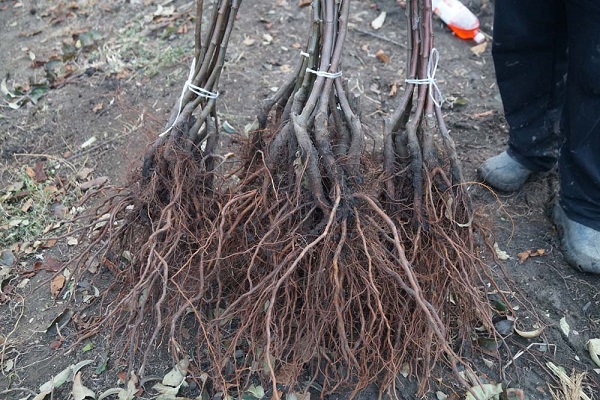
[306,67,342,79]
[159,58,219,137]
[405,48,444,108]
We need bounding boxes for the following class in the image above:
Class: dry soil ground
[1,0,599,399]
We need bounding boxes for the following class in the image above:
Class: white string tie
[405,48,444,108]
[306,68,342,79]
[159,57,219,137]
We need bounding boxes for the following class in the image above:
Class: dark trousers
[492,0,600,230]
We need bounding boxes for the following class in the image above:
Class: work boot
[552,203,600,274]
[477,151,533,192]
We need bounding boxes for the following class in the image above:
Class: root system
[70,0,503,397]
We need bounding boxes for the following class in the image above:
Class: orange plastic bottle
[431,0,485,43]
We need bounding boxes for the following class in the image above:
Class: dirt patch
[1,0,599,399]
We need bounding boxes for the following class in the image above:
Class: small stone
[0,250,15,267]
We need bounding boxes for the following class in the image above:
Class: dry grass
[547,362,593,400]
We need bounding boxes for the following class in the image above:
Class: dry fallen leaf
[588,339,600,367]
[72,371,96,400]
[33,161,48,182]
[43,239,58,249]
[514,325,544,339]
[25,166,36,179]
[465,383,503,400]
[560,316,570,336]
[92,102,103,113]
[50,274,66,298]
[80,136,97,148]
[21,198,34,212]
[279,64,293,74]
[371,11,386,30]
[518,248,546,264]
[79,176,108,191]
[243,36,256,46]
[176,23,188,34]
[262,33,273,45]
[44,185,58,194]
[517,249,531,263]
[470,41,488,57]
[375,49,389,64]
[35,257,62,272]
[389,81,399,97]
[471,110,495,118]
[77,167,94,180]
[67,237,78,246]
[117,371,128,384]
[493,242,510,261]
[298,0,311,7]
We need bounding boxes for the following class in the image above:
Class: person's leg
[479,0,567,191]
[561,0,600,230]
[492,0,567,171]
[553,0,600,273]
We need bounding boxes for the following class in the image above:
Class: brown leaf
[375,49,389,64]
[517,248,546,263]
[470,42,488,57]
[42,239,58,249]
[36,257,63,272]
[25,166,36,179]
[298,0,311,7]
[471,110,495,118]
[50,274,66,298]
[92,102,104,113]
[50,339,63,350]
[117,371,128,384]
[46,258,63,271]
[517,250,531,264]
[275,364,298,385]
[31,59,47,68]
[33,161,48,182]
[44,185,58,194]
[176,23,188,34]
